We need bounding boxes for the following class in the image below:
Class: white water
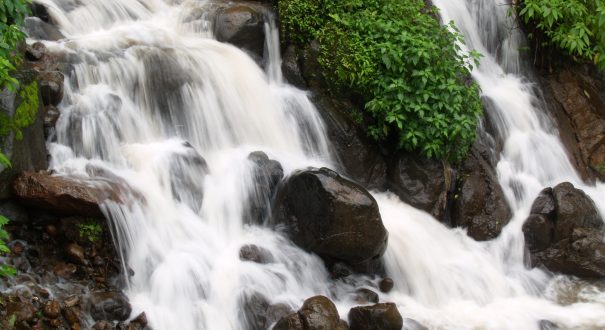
[31,0,605,329]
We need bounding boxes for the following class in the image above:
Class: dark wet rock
[245,151,283,225]
[89,291,132,322]
[273,312,304,330]
[213,4,268,61]
[63,306,81,326]
[299,296,341,330]
[282,45,306,88]
[29,2,51,23]
[272,167,388,272]
[7,300,36,324]
[266,303,293,328]
[169,143,209,212]
[43,300,61,319]
[354,289,379,304]
[24,17,65,41]
[403,319,428,330]
[26,42,48,61]
[387,152,454,221]
[311,95,387,191]
[0,200,29,223]
[330,262,354,279]
[524,182,605,277]
[65,243,87,265]
[239,244,274,264]
[38,71,64,106]
[539,67,605,182]
[53,262,77,278]
[93,321,111,330]
[378,278,394,293]
[348,303,403,330]
[13,171,121,217]
[44,105,61,128]
[337,320,351,330]
[452,143,512,240]
[132,312,148,326]
[241,292,270,330]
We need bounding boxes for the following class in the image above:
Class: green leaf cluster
[278,0,483,161]
[1,0,30,90]
[78,221,102,243]
[0,210,16,277]
[518,0,605,68]
[0,81,39,140]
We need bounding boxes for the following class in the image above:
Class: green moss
[0,81,40,140]
[77,221,102,243]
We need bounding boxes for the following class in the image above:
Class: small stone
[132,312,148,326]
[64,295,80,308]
[93,321,110,330]
[43,300,61,319]
[11,241,25,254]
[89,291,132,321]
[49,318,62,327]
[378,278,394,293]
[239,244,273,264]
[63,306,81,325]
[65,243,87,265]
[46,224,58,236]
[53,262,77,278]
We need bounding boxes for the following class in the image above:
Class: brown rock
[348,303,403,330]
[13,171,121,217]
[273,312,304,330]
[299,296,341,330]
[213,3,268,61]
[63,306,81,326]
[53,262,77,278]
[7,301,36,323]
[65,243,87,265]
[239,244,273,264]
[43,300,61,319]
[379,278,394,293]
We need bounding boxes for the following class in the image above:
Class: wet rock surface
[452,142,512,240]
[245,151,284,225]
[0,214,138,329]
[387,152,454,221]
[523,182,605,277]
[213,3,269,62]
[273,296,341,330]
[348,303,403,330]
[272,167,388,273]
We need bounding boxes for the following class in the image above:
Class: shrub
[1,0,30,90]
[517,0,605,68]
[279,0,483,161]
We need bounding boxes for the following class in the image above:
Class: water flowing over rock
[213,3,269,62]
[523,182,605,277]
[88,291,132,321]
[245,151,284,224]
[272,167,388,272]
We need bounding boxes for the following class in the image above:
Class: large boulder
[13,171,123,217]
[348,303,403,330]
[213,3,268,62]
[273,296,342,330]
[272,167,388,272]
[387,152,454,221]
[452,143,512,240]
[523,182,605,277]
[88,291,132,322]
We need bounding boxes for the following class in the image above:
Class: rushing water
[29,0,605,329]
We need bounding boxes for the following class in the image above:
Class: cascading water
[29,0,605,329]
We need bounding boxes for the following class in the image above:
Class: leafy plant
[517,0,605,68]
[0,0,30,90]
[0,214,16,277]
[279,0,483,161]
[78,221,102,243]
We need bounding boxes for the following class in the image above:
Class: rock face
[539,66,605,182]
[348,303,403,330]
[272,167,388,272]
[452,143,512,240]
[168,143,209,212]
[523,182,605,277]
[388,152,454,221]
[213,3,268,61]
[312,95,388,191]
[13,171,122,217]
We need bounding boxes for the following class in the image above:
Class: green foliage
[278,0,483,161]
[0,211,16,277]
[0,82,40,140]
[517,0,605,68]
[0,0,30,90]
[78,221,102,243]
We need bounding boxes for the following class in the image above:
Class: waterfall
[32,0,605,329]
